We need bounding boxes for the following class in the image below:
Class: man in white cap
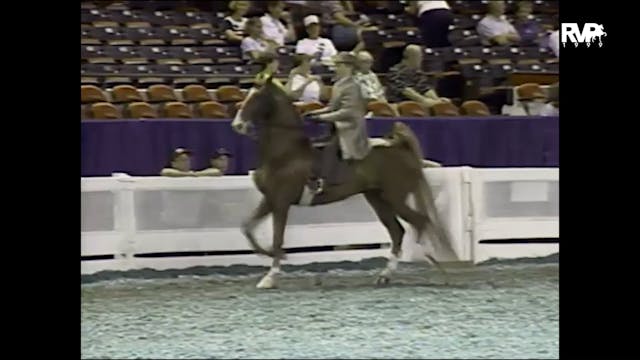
[295,15,338,67]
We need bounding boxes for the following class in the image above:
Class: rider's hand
[304,113,321,122]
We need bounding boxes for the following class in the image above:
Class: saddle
[311,136,355,188]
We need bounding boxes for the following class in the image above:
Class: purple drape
[81,116,559,176]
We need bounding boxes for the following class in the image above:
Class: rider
[304,52,370,193]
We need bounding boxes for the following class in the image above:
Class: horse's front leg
[242,198,272,257]
[256,203,290,289]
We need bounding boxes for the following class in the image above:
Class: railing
[81,167,559,274]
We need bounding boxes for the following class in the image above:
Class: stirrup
[315,178,325,194]
[307,177,324,194]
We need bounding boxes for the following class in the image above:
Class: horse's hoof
[256,275,277,289]
[375,276,390,286]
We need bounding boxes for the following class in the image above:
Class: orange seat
[147,84,177,103]
[81,85,107,104]
[163,102,193,118]
[216,85,245,102]
[127,102,158,119]
[182,85,212,103]
[397,101,427,117]
[90,102,121,119]
[460,100,490,116]
[367,101,396,117]
[198,101,229,118]
[516,83,546,101]
[431,102,460,116]
[111,85,144,103]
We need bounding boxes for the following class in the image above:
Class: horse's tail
[391,122,458,262]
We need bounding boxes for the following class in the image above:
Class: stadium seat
[198,101,229,118]
[397,101,427,117]
[367,101,396,117]
[431,102,460,116]
[460,100,491,116]
[127,102,158,118]
[90,102,121,119]
[111,85,145,103]
[516,83,546,101]
[81,85,108,104]
[182,85,212,102]
[216,85,245,102]
[147,84,177,102]
[163,101,193,118]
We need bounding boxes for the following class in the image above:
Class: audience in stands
[548,29,560,58]
[295,15,338,67]
[286,53,323,103]
[386,44,449,109]
[354,50,398,117]
[354,51,386,102]
[198,148,233,176]
[261,1,297,46]
[161,148,197,177]
[323,1,367,52]
[512,1,543,46]
[477,0,521,46]
[408,1,453,48]
[241,17,279,61]
[222,1,251,44]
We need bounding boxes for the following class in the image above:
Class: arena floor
[81,257,558,359]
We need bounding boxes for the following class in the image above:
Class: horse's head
[232,76,300,136]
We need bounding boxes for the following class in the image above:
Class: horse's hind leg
[364,191,404,285]
[390,200,450,282]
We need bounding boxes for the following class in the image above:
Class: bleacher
[81,0,559,119]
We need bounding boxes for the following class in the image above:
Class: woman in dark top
[222,0,251,44]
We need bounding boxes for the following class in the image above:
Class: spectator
[252,53,317,100]
[261,1,297,46]
[241,17,279,61]
[222,1,251,44]
[502,83,547,116]
[477,0,521,46]
[407,1,453,48]
[198,148,233,176]
[295,15,338,67]
[285,53,323,102]
[540,83,559,116]
[160,148,197,177]
[386,44,449,108]
[323,1,368,52]
[513,1,543,46]
[354,51,386,102]
[355,51,398,117]
[548,29,559,58]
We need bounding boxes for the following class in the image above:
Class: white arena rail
[81,167,558,275]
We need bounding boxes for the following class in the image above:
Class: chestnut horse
[232,77,455,288]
